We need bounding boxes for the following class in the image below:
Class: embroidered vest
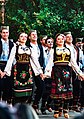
[54,47,71,64]
[13,45,33,97]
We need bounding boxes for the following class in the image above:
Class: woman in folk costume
[0,32,33,104]
[51,33,84,118]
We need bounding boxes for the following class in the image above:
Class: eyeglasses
[47,41,53,44]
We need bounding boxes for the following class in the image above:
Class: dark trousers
[73,79,81,106]
[80,81,84,107]
[0,78,4,99]
[0,75,13,102]
[71,71,81,107]
[33,75,45,107]
[0,62,13,103]
[41,78,52,108]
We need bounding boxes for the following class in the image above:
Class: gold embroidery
[17,53,30,62]
[55,48,70,63]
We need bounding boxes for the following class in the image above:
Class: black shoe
[72,106,81,112]
[41,107,47,115]
[32,104,40,115]
[7,99,12,104]
[41,110,47,115]
[46,104,52,112]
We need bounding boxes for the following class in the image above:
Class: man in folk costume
[64,32,82,112]
[41,36,54,114]
[28,30,46,114]
[75,37,84,110]
[0,26,14,104]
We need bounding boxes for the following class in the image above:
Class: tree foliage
[1,0,84,41]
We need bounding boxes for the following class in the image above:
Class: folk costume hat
[64,31,71,36]
[0,26,9,32]
[75,38,83,43]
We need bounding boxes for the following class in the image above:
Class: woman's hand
[78,74,84,81]
[0,71,6,79]
[40,73,47,80]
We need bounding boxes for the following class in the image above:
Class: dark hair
[53,33,61,48]
[17,31,28,39]
[45,36,53,44]
[53,33,65,62]
[28,30,37,39]
[0,26,9,32]
[15,103,39,119]
[39,35,47,41]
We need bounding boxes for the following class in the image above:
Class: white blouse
[4,44,31,76]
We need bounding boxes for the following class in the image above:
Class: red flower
[15,81,18,85]
[29,71,32,75]
[28,79,32,83]
[60,86,63,88]
[22,73,26,78]
[64,72,66,74]
[14,72,17,76]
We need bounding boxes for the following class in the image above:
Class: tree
[3,0,84,41]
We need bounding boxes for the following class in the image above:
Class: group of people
[0,26,84,119]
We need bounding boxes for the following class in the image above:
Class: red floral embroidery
[14,71,17,76]
[14,63,33,86]
[20,71,27,79]
[15,81,19,85]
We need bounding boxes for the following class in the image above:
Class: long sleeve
[66,43,83,75]
[4,44,16,76]
[70,52,83,76]
[30,45,43,76]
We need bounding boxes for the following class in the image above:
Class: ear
[18,39,20,41]
[29,36,30,40]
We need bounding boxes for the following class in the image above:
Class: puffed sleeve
[4,44,16,76]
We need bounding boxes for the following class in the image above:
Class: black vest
[38,44,44,69]
[74,45,79,65]
[29,44,44,72]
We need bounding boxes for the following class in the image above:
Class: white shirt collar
[1,38,9,44]
[65,43,74,48]
[30,42,38,47]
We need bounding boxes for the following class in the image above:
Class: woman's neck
[19,42,26,46]
[57,45,64,48]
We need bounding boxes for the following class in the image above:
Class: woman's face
[56,35,64,46]
[19,33,28,43]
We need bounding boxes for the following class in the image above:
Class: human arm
[70,55,84,81]
[3,44,16,76]
[30,46,44,77]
